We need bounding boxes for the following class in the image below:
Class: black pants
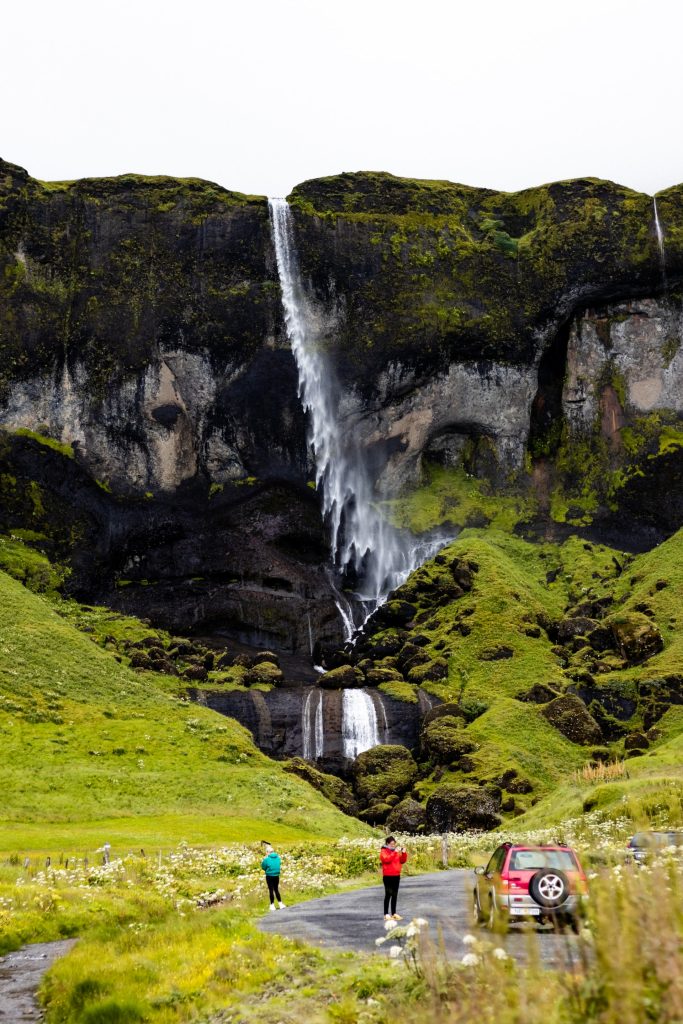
[266,875,281,904]
[383,875,400,915]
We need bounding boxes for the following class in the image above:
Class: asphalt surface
[0,940,76,1023]
[259,869,584,967]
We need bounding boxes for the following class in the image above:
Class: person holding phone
[380,835,408,920]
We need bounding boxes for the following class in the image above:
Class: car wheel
[487,898,507,933]
[472,891,486,925]
[528,868,569,909]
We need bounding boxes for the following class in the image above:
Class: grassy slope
[506,530,683,827]
[0,570,368,851]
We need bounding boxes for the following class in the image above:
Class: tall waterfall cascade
[342,689,379,760]
[269,198,448,635]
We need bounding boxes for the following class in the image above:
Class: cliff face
[2,159,683,649]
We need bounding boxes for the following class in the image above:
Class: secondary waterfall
[342,689,379,760]
[653,196,667,286]
[269,198,450,635]
[302,688,324,760]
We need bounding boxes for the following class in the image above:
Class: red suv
[473,843,588,932]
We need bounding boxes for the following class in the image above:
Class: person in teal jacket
[261,841,286,911]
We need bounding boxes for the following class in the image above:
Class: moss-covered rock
[386,798,428,834]
[542,693,602,745]
[407,657,449,684]
[421,715,477,765]
[357,802,392,825]
[425,784,502,833]
[352,744,418,805]
[245,661,285,686]
[609,613,664,664]
[283,758,358,816]
[318,665,364,689]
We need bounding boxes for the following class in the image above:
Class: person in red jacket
[380,836,408,920]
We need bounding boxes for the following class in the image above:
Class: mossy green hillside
[0,569,368,850]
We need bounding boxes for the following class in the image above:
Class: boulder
[426,785,502,833]
[183,664,208,682]
[407,658,449,684]
[422,701,466,727]
[352,744,419,805]
[386,798,428,834]
[318,665,364,689]
[479,645,513,661]
[245,661,285,686]
[358,802,392,825]
[624,731,650,751]
[542,694,602,745]
[373,600,417,627]
[284,758,358,816]
[421,716,477,765]
[557,617,600,642]
[610,613,664,664]
[517,683,560,704]
[364,667,405,685]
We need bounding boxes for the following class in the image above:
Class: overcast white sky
[3,0,682,197]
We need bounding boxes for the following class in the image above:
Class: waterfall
[342,689,379,760]
[653,196,667,287]
[269,198,452,636]
[302,688,324,760]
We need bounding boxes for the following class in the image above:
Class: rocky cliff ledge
[2,160,683,649]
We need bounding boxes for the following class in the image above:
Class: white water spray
[269,198,451,636]
[342,689,379,759]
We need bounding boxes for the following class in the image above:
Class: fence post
[441,834,449,868]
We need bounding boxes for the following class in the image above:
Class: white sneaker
[384,914,392,921]
[269,903,276,913]
[278,901,286,909]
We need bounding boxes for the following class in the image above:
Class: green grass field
[0,569,368,854]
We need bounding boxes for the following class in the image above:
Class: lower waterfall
[302,688,324,760]
[342,689,379,760]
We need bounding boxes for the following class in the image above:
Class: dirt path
[0,940,76,1023]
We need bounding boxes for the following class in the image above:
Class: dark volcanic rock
[609,614,664,665]
[352,745,419,805]
[386,798,428,834]
[542,693,602,745]
[421,716,477,765]
[284,758,358,816]
[426,785,502,833]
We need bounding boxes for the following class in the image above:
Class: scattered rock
[610,613,664,664]
[386,798,427,834]
[421,716,477,765]
[352,745,419,805]
[407,658,449,684]
[479,645,513,661]
[426,785,502,833]
[624,731,650,751]
[542,693,602,745]
[517,682,561,704]
[318,665,365,689]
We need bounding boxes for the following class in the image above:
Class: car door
[478,846,506,908]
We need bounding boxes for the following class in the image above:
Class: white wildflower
[492,947,508,960]
[462,933,477,946]
[461,952,480,967]
[389,945,403,958]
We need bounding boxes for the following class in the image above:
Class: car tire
[528,869,569,908]
[472,892,486,926]
[487,898,507,933]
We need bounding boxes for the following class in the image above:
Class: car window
[509,850,578,871]
[485,847,507,874]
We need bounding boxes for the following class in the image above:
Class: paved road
[0,940,76,1023]
[259,869,583,967]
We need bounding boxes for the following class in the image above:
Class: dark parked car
[473,843,588,932]
[627,831,683,864]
